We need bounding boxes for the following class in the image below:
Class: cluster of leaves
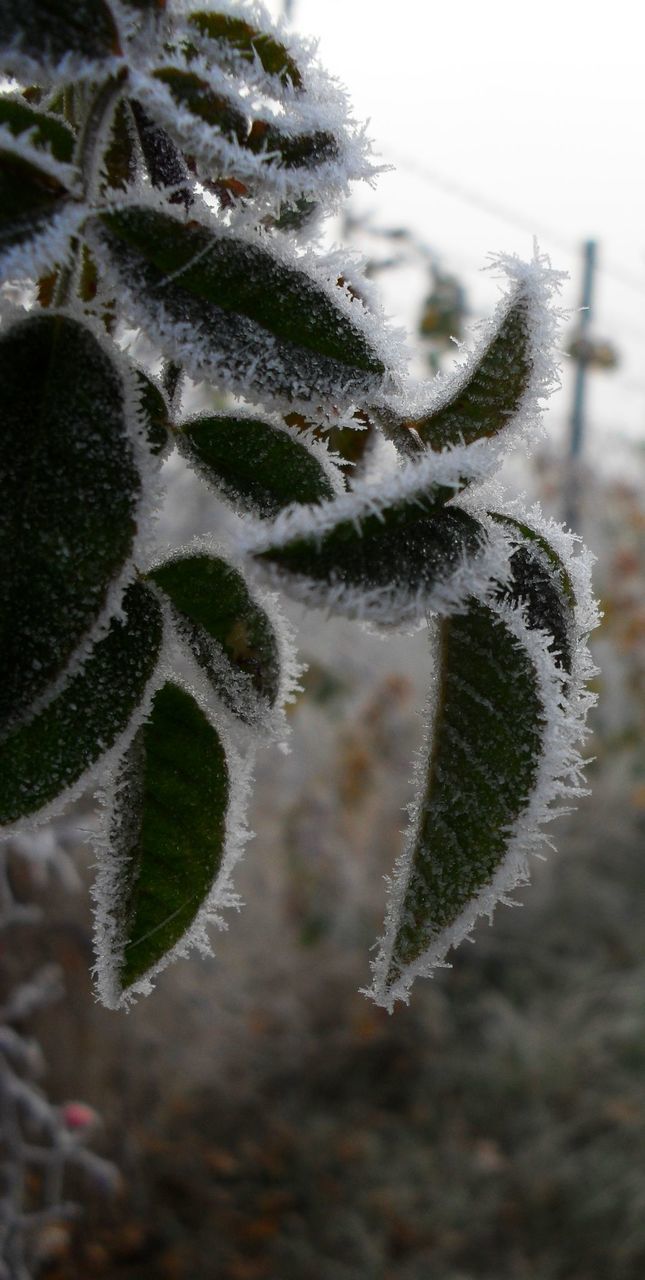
[0,0,598,1011]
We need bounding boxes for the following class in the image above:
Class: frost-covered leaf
[396,288,530,450]
[254,506,485,624]
[147,66,336,172]
[93,206,387,408]
[248,447,503,625]
[151,66,249,142]
[129,98,192,205]
[367,509,595,1009]
[377,255,564,455]
[148,553,281,722]
[0,581,162,827]
[370,601,545,1007]
[178,414,338,517]
[0,149,71,269]
[0,313,142,731]
[101,98,137,192]
[132,13,376,218]
[133,367,172,456]
[490,511,575,672]
[0,99,75,163]
[246,119,337,170]
[0,0,121,77]
[184,10,303,88]
[99,681,230,998]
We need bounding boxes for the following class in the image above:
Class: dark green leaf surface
[185,11,302,88]
[95,207,385,403]
[255,501,483,605]
[0,99,75,162]
[389,602,544,978]
[152,67,249,143]
[490,513,575,672]
[247,120,336,169]
[151,69,335,170]
[0,0,121,65]
[0,314,141,730]
[113,681,229,992]
[179,415,336,516]
[0,581,162,825]
[102,98,137,192]
[398,289,532,451]
[149,553,281,718]
[0,150,69,258]
[134,368,171,455]
[129,99,192,206]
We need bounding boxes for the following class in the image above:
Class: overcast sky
[270,0,645,464]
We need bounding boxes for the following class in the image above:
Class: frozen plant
[0,824,118,1279]
[0,0,598,1012]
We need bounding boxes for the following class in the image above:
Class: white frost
[91,626,255,1011]
[367,503,599,1010]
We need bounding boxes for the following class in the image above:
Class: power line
[391,151,645,302]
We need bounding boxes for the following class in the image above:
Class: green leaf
[94,206,386,404]
[392,287,532,451]
[384,601,545,990]
[134,367,172,456]
[246,119,337,170]
[0,98,75,162]
[178,415,336,516]
[370,508,585,1007]
[253,499,485,621]
[148,553,281,720]
[0,0,121,67]
[0,150,70,261]
[110,681,230,993]
[129,99,192,206]
[0,314,142,730]
[152,67,249,143]
[150,68,336,171]
[101,98,137,192]
[489,513,575,672]
[0,581,162,825]
[185,11,303,88]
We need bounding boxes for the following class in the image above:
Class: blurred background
[3,1,645,1276]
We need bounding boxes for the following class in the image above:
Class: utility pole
[565,239,597,527]
[569,240,597,459]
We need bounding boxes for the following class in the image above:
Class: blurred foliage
[42,773,645,1280]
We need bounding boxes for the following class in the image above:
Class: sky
[269,0,645,466]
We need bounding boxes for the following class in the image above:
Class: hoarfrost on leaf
[366,503,599,1010]
[0,0,599,1020]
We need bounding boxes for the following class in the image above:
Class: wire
[391,151,645,302]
